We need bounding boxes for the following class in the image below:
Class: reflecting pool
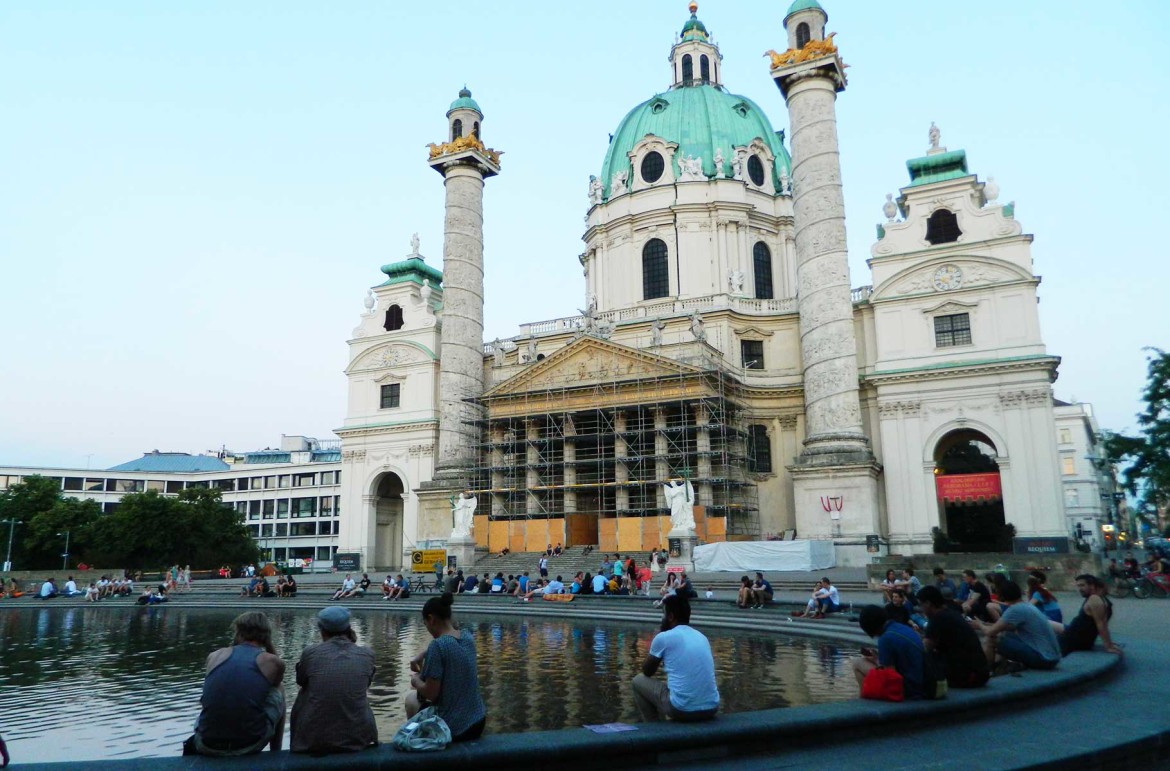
[0,605,858,763]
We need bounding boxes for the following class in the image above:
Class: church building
[336,1,1068,568]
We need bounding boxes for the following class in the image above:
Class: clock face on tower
[933,264,963,291]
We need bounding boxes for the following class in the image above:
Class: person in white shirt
[63,576,82,596]
[85,582,100,602]
[331,574,356,601]
[545,576,565,595]
[632,595,719,722]
[382,575,396,599]
[39,578,59,599]
[812,577,841,617]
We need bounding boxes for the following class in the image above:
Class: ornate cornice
[335,420,439,439]
[998,388,1051,407]
[864,355,1060,386]
[878,400,922,417]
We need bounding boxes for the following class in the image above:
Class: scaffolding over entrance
[470,337,760,553]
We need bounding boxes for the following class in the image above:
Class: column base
[789,460,883,565]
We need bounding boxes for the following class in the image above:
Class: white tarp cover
[693,540,836,572]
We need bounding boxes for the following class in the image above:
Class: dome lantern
[446,86,483,143]
[670,2,721,88]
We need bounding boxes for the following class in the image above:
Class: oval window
[747,155,765,187]
[641,152,665,184]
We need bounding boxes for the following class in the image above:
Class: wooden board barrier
[509,521,525,554]
[488,519,509,553]
[617,516,642,553]
[599,518,618,553]
[524,520,550,553]
[474,515,490,549]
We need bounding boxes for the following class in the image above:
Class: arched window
[642,239,669,300]
[700,55,710,83]
[925,208,962,244]
[753,242,774,300]
[472,121,480,139]
[383,304,404,332]
[796,22,811,49]
[681,54,693,85]
[451,119,463,141]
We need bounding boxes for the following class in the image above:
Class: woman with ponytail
[405,592,487,742]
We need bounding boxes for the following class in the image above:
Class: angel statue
[450,491,478,539]
[663,478,696,534]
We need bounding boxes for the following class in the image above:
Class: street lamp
[1,519,22,572]
[57,530,71,571]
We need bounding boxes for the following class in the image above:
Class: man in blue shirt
[462,573,478,594]
[515,571,530,596]
[852,605,925,699]
[591,572,608,595]
[750,572,773,608]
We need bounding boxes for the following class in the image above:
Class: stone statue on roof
[689,310,706,343]
[588,175,603,205]
[410,232,420,256]
[928,122,941,151]
[650,317,665,347]
[491,338,505,366]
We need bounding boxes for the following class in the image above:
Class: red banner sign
[935,473,1002,504]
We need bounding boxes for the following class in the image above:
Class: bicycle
[1107,574,1134,598]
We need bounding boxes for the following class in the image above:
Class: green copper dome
[785,0,826,20]
[447,87,481,116]
[600,85,792,198]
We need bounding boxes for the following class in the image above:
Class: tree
[91,487,258,569]
[1103,348,1170,530]
[0,475,100,570]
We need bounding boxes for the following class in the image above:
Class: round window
[747,155,765,187]
[641,152,665,184]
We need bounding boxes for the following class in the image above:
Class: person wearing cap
[288,606,378,754]
[185,611,286,756]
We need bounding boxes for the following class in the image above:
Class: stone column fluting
[434,163,487,479]
[783,71,871,464]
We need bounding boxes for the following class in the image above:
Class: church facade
[336,1,1069,568]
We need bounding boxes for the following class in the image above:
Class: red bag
[861,666,904,702]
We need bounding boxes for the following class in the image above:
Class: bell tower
[669,3,722,88]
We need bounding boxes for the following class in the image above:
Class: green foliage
[0,477,258,571]
[91,487,258,570]
[0,475,101,570]
[1103,348,1170,521]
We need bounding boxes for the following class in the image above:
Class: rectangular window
[213,479,234,491]
[294,473,316,487]
[741,340,765,370]
[381,383,401,409]
[145,480,165,493]
[165,480,184,494]
[275,523,288,537]
[110,479,144,493]
[1059,428,1072,445]
[62,477,83,491]
[261,523,274,537]
[103,502,121,514]
[291,522,317,537]
[320,496,335,516]
[294,497,317,517]
[276,499,289,518]
[85,479,105,492]
[264,476,276,489]
[187,481,207,489]
[747,424,772,473]
[319,471,334,486]
[249,500,262,515]
[1061,456,1076,476]
[317,546,334,561]
[263,499,275,517]
[278,475,290,489]
[934,313,972,347]
[238,477,250,491]
[248,525,260,539]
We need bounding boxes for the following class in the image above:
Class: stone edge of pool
[8,598,1126,770]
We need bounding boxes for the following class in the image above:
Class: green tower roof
[785,0,826,20]
[600,85,792,198]
[380,257,442,288]
[680,4,709,41]
[906,149,970,187]
[447,87,481,116]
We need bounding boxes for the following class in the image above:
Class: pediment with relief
[348,343,431,373]
[482,337,705,399]
[873,257,1034,302]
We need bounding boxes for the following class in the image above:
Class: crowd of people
[850,568,1121,700]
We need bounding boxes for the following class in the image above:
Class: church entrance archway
[373,473,404,570]
[933,429,1005,552]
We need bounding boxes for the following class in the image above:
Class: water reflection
[0,606,856,763]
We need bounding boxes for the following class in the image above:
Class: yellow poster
[411,549,447,570]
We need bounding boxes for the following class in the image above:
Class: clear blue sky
[2,1,1166,469]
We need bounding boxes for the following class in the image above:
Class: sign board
[447,555,458,570]
[333,552,361,572]
[668,538,682,558]
[411,549,447,571]
[1012,537,1071,555]
[865,534,882,554]
[935,473,1002,503]
[665,565,685,574]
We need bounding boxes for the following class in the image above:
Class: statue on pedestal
[650,317,665,347]
[663,478,696,533]
[450,491,477,539]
